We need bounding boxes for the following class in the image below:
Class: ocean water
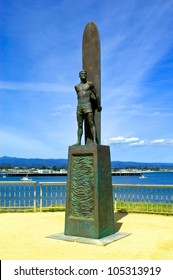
[1,171,173,185]
[112,171,173,185]
[0,172,173,206]
[0,175,67,207]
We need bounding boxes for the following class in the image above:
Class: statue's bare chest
[77,83,90,92]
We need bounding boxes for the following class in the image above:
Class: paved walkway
[0,212,173,260]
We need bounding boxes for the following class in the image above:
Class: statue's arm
[90,83,102,112]
[74,85,78,93]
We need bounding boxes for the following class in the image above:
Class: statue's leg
[87,113,97,144]
[76,112,83,145]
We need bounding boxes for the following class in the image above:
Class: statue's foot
[73,142,81,146]
[87,141,97,145]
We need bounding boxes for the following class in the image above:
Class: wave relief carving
[70,155,94,218]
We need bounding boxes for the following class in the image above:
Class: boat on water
[2,174,7,178]
[139,174,147,179]
[21,175,32,181]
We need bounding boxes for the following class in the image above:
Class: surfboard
[82,22,101,145]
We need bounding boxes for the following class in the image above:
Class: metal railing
[39,182,66,211]
[112,184,173,214]
[0,181,173,214]
[0,181,37,211]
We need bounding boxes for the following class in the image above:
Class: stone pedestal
[64,144,115,239]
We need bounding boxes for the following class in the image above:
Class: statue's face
[79,71,87,79]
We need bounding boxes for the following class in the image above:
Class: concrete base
[65,145,115,239]
[47,232,130,246]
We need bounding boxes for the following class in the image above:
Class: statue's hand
[97,106,102,112]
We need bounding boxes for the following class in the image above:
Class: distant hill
[0,156,68,168]
[1,156,173,169]
[111,161,173,169]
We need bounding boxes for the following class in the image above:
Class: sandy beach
[0,211,173,260]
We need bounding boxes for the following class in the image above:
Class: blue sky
[1,0,173,162]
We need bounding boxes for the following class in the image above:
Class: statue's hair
[79,69,87,75]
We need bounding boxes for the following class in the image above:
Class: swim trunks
[77,103,92,115]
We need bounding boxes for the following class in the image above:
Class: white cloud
[151,139,166,144]
[151,139,173,145]
[105,136,173,147]
[107,136,139,144]
[129,140,147,146]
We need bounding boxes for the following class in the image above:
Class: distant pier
[1,171,141,177]
[0,172,67,177]
[112,171,141,176]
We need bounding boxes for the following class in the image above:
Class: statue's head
[79,69,87,79]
